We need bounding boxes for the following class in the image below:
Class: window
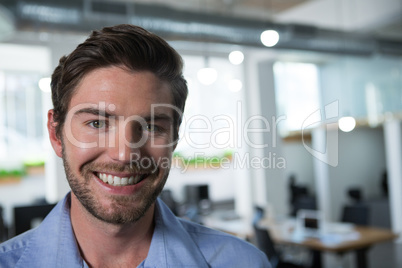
[273,62,320,135]
[0,72,46,161]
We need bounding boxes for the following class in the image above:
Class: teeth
[133,175,141,184]
[107,175,113,184]
[113,176,121,186]
[97,173,146,186]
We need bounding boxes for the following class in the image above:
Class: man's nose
[108,123,144,163]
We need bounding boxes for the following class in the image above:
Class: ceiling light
[228,79,242,92]
[260,30,280,47]
[197,67,217,86]
[228,50,244,65]
[338,116,356,132]
[38,77,51,92]
[197,56,218,86]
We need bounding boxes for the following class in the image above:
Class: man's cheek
[158,157,172,170]
[64,141,103,166]
[64,125,105,150]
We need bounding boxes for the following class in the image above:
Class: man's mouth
[95,172,149,186]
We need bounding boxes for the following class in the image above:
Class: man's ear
[47,109,63,158]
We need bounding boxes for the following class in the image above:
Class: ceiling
[1,0,401,55]
[112,0,402,40]
[126,0,312,19]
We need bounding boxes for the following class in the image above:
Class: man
[0,24,270,267]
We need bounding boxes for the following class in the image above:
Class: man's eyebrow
[74,107,115,118]
[143,114,174,123]
[74,108,173,122]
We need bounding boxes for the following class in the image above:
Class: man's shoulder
[156,198,270,267]
[178,217,262,251]
[177,218,270,267]
[0,194,75,267]
[0,229,35,266]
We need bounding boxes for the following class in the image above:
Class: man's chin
[78,197,141,225]
[74,187,160,225]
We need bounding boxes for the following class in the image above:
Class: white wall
[384,120,402,241]
[0,44,50,73]
[281,140,315,193]
[328,126,386,220]
[256,60,288,215]
[317,54,398,222]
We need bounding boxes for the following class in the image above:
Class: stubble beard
[61,143,169,225]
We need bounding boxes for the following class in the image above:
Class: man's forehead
[67,67,174,113]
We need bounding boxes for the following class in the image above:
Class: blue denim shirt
[0,193,270,267]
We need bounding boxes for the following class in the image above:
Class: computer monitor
[13,203,56,236]
[296,209,322,237]
[185,184,209,204]
[185,184,211,214]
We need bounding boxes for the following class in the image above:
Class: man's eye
[146,124,160,132]
[89,120,105,129]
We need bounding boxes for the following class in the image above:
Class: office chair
[341,204,370,226]
[335,204,370,267]
[288,178,316,217]
[253,206,265,223]
[253,207,307,268]
[159,189,179,216]
[254,222,281,267]
[13,203,56,236]
[0,205,7,242]
[292,196,317,217]
[347,188,363,203]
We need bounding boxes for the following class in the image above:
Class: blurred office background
[0,0,401,267]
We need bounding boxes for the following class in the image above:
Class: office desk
[262,219,398,268]
[202,210,252,240]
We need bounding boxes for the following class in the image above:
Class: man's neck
[69,194,155,267]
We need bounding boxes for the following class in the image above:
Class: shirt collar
[141,199,209,268]
[15,193,84,268]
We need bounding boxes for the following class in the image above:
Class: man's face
[53,66,176,224]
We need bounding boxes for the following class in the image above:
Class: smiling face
[49,66,176,224]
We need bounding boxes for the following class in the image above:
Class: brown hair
[51,24,187,140]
